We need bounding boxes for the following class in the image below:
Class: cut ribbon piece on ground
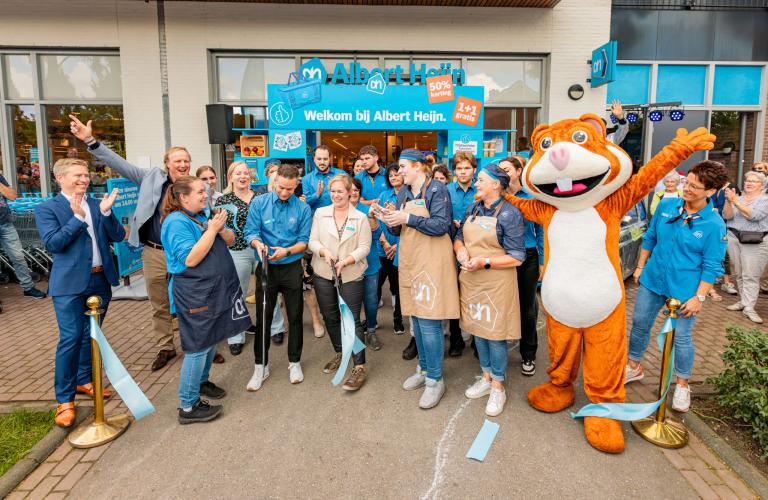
[466,419,500,462]
[331,296,365,387]
[90,316,156,420]
[570,317,676,421]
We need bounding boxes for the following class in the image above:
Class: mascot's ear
[579,113,607,138]
[530,123,551,151]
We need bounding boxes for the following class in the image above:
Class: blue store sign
[106,178,143,277]
[591,41,617,88]
[267,82,484,131]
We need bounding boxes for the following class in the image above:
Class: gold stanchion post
[68,296,131,448]
[631,297,688,449]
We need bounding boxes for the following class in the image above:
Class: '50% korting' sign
[426,74,455,104]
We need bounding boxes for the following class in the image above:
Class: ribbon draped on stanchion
[69,296,154,449]
[90,316,156,420]
[570,298,688,449]
[330,264,365,387]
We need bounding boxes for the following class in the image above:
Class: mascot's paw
[527,382,574,413]
[584,417,625,454]
[674,127,716,152]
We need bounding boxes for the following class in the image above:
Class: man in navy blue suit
[35,158,125,428]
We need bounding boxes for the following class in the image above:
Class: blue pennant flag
[90,317,156,420]
[571,317,676,421]
[331,296,366,387]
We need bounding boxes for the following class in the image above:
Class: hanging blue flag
[90,317,156,420]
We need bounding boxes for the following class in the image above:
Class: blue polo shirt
[355,203,382,277]
[244,191,312,265]
[640,198,726,302]
[447,181,476,223]
[301,166,346,211]
[391,179,452,238]
[456,199,526,262]
[356,168,388,203]
[515,190,545,264]
[161,211,207,274]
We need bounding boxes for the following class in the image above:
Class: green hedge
[707,326,768,459]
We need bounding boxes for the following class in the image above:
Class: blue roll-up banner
[571,317,676,421]
[90,316,156,420]
[106,178,143,277]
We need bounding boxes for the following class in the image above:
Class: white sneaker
[743,309,764,324]
[465,377,492,399]
[672,384,691,412]
[289,362,304,384]
[313,323,325,338]
[726,302,745,311]
[403,366,426,391]
[246,364,269,391]
[419,378,445,409]
[485,388,506,417]
[721,282,738,295]
[624,363,644,384]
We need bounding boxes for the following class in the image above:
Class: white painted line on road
[420,399,472,500]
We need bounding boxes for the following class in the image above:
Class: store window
[217,57,295,101]
[46,104,125,194]
[39,55,122,100]
[465,59,541,104]
[3,55,34,99]
[10,105,40,194]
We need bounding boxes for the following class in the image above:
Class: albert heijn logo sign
[300,57,327,83]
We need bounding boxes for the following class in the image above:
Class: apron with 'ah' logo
[397,193,460,320]
[459,201,521,341]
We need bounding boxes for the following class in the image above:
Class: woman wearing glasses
[625,161,729,413]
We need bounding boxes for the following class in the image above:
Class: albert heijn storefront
[214,54,545,182]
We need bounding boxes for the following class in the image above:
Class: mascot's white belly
[541,208,622,328]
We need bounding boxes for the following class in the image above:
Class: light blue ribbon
[90,316,156,420]
[331,295,366,387]
[571,317,676,421]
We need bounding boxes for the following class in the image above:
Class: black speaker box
[206,104,236,144]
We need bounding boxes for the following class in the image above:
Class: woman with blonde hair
[375,149,459,409]
[309,174,372,390]
[724,170,768,323]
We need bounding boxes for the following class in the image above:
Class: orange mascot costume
[505,114,714,453]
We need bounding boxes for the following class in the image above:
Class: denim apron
[171,213,251,352]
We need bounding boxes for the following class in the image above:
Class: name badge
[413,200,425,206]
[478,222,491,232]
[346,225,355,232]
[264,219,274,225]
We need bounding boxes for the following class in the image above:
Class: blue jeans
[412,317,444,381]
[628,284,696,379]
[178,345,216,408]
[52,272,111,403]
[0,222,34,290]
[362,273,378,332]
[475,337,509,381]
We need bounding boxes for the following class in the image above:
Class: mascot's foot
[527,382,574,413]
[584,417,625,454]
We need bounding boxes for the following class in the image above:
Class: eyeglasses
[686,182,707,191]
[744,179,762,183]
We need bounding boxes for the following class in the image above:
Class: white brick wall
[1,0,611,167]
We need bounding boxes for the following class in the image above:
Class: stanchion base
[68,414,131,449]
[631,416,688,449]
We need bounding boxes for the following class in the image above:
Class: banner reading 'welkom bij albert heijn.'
[106,177,143,277]
[266,64,485,131]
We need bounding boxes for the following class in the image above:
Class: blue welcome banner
[267,83,484,131]
[106,178,143,277]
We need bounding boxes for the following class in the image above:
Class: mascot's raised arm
[504,114,715,454]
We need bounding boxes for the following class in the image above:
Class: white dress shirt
[62,192,109,268]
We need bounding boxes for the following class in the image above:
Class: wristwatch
[696,294,706,302]
[286,248,292,256]
[484,258,491,270]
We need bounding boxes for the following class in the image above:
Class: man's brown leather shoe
[55,402,76,428]
[76,383,111,399]
[151,349,177,372]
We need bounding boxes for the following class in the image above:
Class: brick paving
[1,278,763,498]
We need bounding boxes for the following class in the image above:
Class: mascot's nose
[549,144,570,171]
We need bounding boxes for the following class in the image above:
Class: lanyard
[666,205,702,230]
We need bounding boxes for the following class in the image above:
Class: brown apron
[398,190,460,320]
[458,201,521,341]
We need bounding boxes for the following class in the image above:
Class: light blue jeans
[0,222,34,290]
[362,272,378,332]
[475,337,509,381]
[228,249,285,345]
[178,345,216,408]
[628,284,697,379]
[412,317,444,381]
